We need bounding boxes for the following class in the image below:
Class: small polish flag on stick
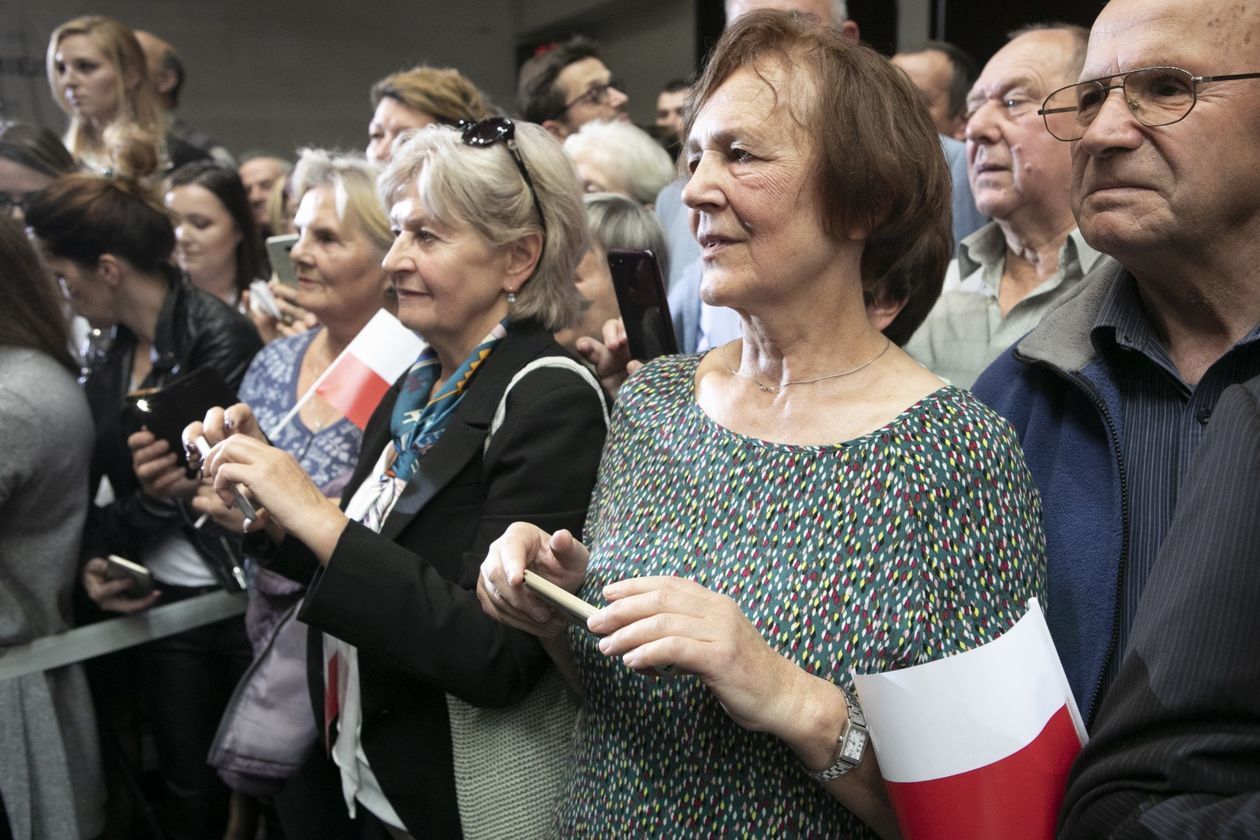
[852,599,1086,840]
[270,310,425,435]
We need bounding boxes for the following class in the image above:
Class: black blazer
[1059,375,1260,838]
[270,321,607,836]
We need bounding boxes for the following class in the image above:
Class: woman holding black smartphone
[24,155,261,840]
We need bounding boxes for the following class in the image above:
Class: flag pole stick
[268,339,354,437]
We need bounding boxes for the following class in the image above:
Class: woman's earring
[506,290,518,305]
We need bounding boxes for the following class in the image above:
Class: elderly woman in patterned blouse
[478,11,1046,839]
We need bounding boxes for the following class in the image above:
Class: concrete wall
[1,0,518,159]
[0,0,928,165]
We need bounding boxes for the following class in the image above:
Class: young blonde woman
[47,15,209,175]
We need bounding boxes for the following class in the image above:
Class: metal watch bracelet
[805,682,869,782]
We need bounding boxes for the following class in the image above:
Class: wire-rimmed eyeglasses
[1039,65,1260,141]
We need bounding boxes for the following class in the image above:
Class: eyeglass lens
[1042,67,1196,140]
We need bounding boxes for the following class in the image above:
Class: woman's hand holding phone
[478,523,591,638]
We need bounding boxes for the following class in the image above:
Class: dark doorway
[935,0,1104,69]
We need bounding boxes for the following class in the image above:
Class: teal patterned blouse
[558,353,1046,838]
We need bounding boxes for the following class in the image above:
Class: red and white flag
[852,599,1086,840]
[272,310,425,434]
[316,310,425,428]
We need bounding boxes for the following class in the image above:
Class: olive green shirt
[906,222,1104,388]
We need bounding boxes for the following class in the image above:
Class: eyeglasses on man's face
[1039,65,1260,141]
[553,79,623,119]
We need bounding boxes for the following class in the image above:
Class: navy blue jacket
[973,259,1129,725]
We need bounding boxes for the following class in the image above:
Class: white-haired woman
[563,119,675,206]
[188,119,608,837]
[184,149,393,840]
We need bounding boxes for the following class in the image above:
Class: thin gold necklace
[723,338,891,393]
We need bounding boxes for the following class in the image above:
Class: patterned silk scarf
[388,320,508,482]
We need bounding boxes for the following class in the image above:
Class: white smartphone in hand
[523,570,597,630]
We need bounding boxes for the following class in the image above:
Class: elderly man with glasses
[905,23,1101,389]
[973,0,1260,731]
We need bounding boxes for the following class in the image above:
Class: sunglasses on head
[456,117,548,245]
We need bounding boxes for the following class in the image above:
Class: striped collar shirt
[1090,272,1260,689]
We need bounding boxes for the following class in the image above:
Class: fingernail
[242,518,252,532]
[224,415,235,430]
[598,638,610,653]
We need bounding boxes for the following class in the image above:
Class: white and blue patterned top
[239,330,362,499]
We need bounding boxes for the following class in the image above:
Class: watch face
[841,729,868,763]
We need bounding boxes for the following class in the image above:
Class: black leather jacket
[81,268,262,585]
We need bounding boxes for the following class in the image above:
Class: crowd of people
[2,0,1259,837]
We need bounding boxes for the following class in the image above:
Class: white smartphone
[265,233,299,286]
[105,554,154,597]
[193,436,258,521]
[523,570,598,629]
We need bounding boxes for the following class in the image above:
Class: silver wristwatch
[806,683,869,782]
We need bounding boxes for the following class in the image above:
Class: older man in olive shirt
[906,24,1099,388]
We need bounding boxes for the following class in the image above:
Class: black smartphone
[124,366,238,467]
[607,248,678,361]
[105,554,154,597]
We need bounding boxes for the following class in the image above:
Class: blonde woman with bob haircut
[187,118,608,837]
[563,119,675,207]
[46,16,183,174]
[367,65,490,164]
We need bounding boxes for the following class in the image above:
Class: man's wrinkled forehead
[1083,0,1259,79]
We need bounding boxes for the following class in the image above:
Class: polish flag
[268,310,425,437]
[314,310,425,428]
[852,599,1086,840]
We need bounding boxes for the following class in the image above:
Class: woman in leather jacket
[25,170,262,840]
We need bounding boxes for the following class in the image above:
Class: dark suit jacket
[1059,375,1260,838]
[268,321,607,837]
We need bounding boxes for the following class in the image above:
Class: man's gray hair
[380,123,589,331]
[724,0,848,27]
